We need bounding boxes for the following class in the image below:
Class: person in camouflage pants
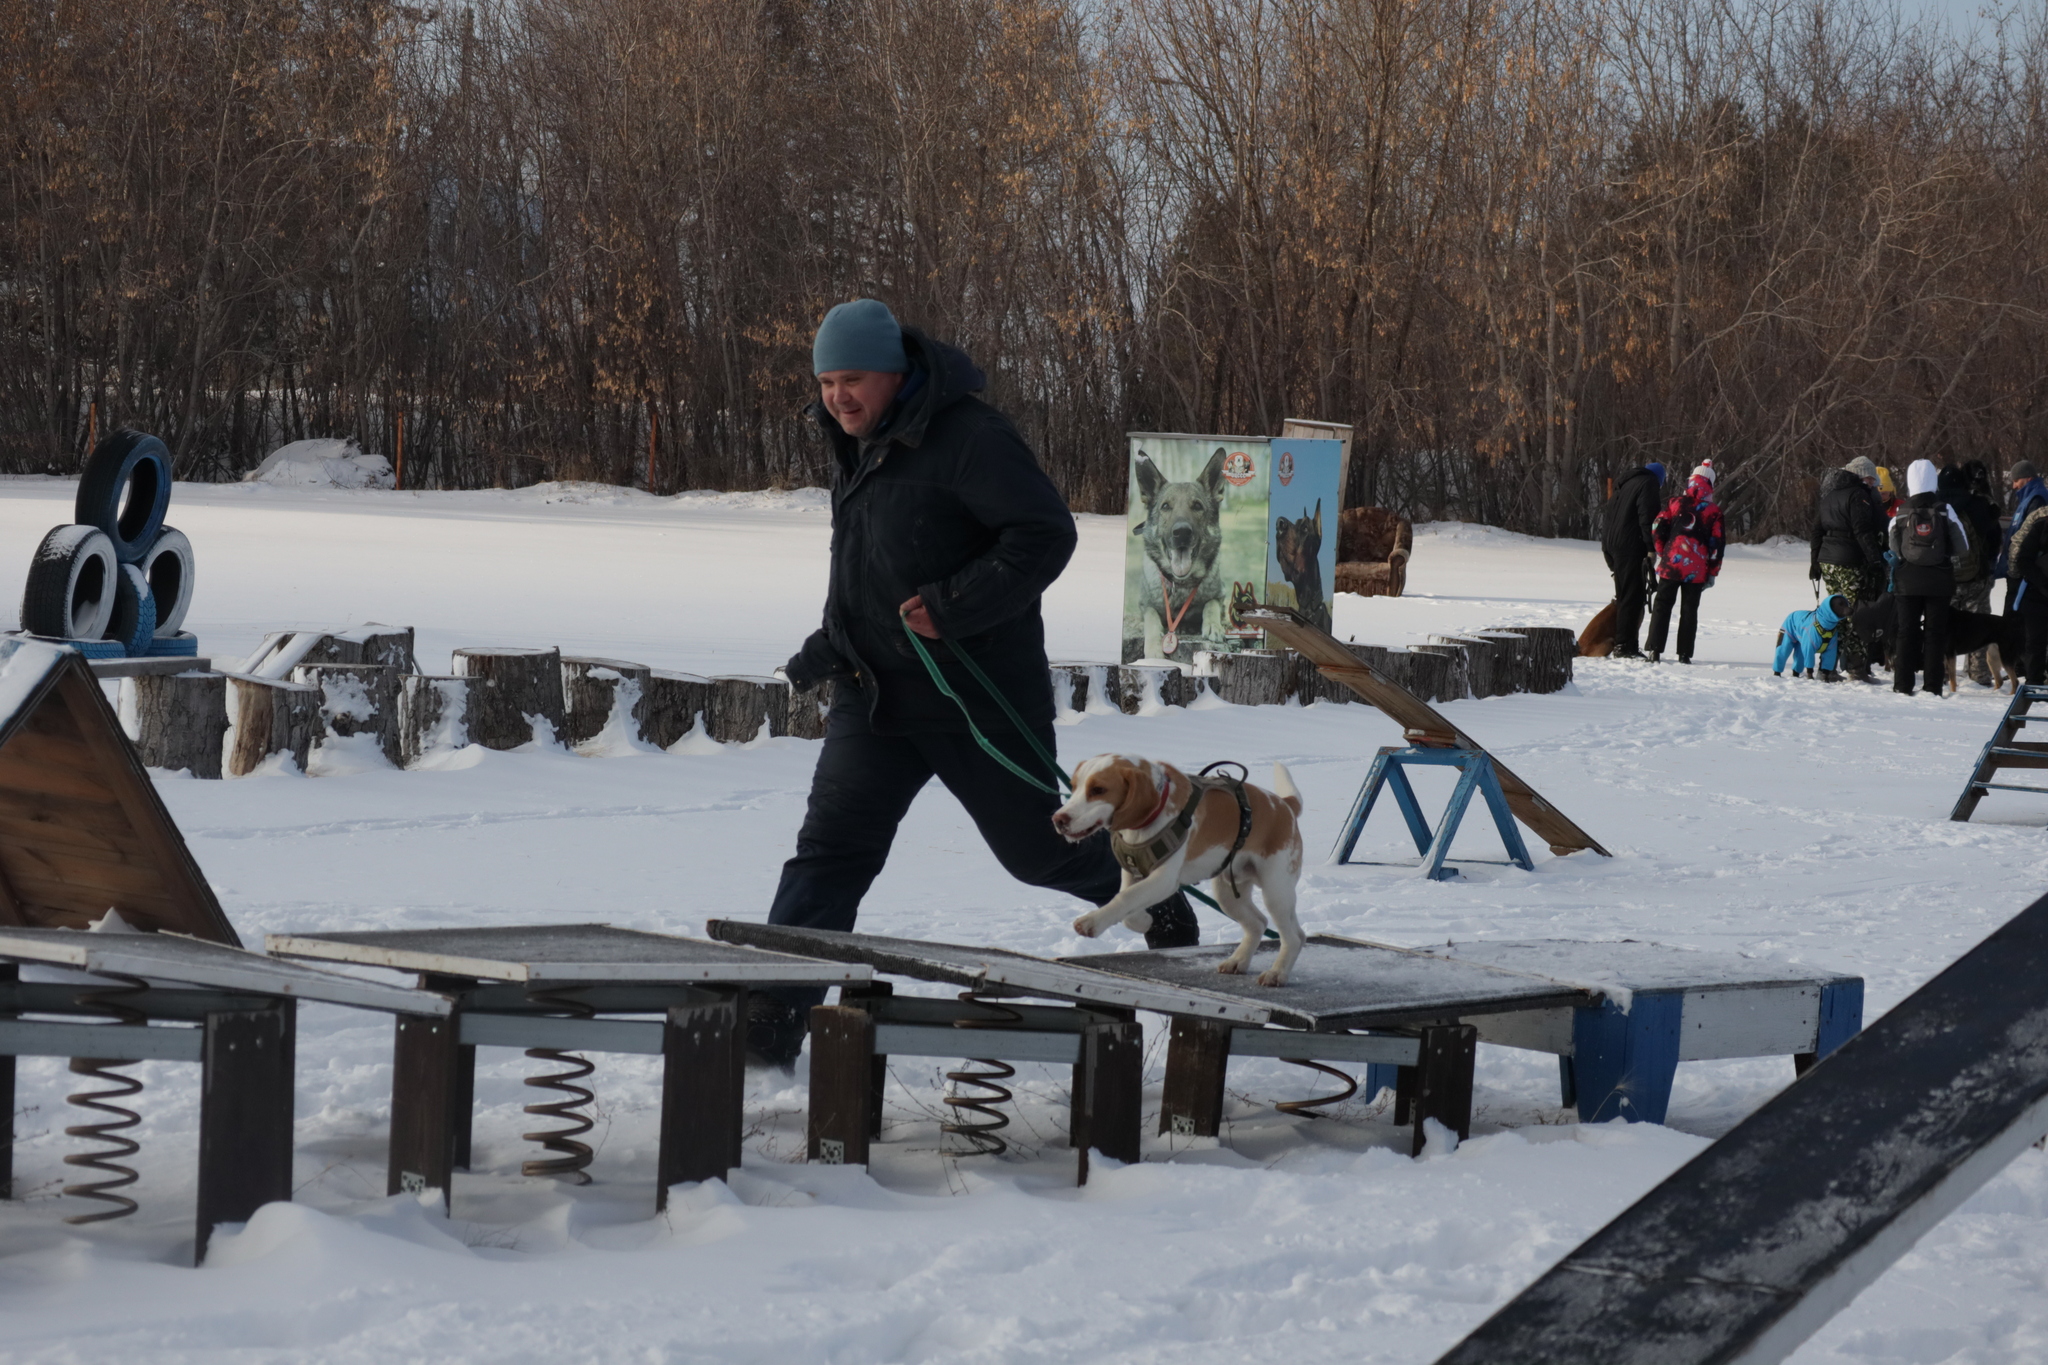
[1820,564,1881,675]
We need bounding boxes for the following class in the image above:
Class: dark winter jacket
[1601,467,1662,570]
[1888,492,1968,598]
[2011,503,2048,607]
[783,328,1076,734]
[1999,477,2048,579]
[1809,470,1885,575]
[1652,476,1725,585]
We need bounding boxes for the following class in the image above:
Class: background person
[751,299,1198,1068]
[1645,462,1725,664]
[1942,460,2002,686]
[2007,462,2048,684]
[1600,462,1664,658]
[1810,455,1887,683]
[1888,459,1969,696]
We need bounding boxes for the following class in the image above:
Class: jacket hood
[1907,458,1939,497]
[809,326,986,449]
[1685,474,1714,502]
[1817,594,1847,629]
[1821,469,1860,493]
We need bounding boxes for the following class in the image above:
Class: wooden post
[656,987,745,1205]
[1408,1023,1478,1157]
[195,1002,296,1264]
[1159,1017,1233,1138]
[1072,1018,1143,1183]
[451,647,566,749]
[387,1012,463,1209]
[130,671,230,779]
[395,411,406,491]
[806,1005,874,1166]
[838,982,896,1139]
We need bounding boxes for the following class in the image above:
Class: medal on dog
[1161,629,1178,655]
[1160,572,1198,658]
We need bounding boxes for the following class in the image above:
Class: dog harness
[1110,761,1256,895]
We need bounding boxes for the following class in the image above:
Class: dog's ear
[1201,447,1229,502]
[1133,452,1164,530]
[1312,499,1322,536]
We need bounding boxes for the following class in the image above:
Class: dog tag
[1161,630,1178,655]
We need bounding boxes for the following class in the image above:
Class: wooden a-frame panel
[1243,606,1609,857]
[0,644,237,943]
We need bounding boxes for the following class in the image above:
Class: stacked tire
[19,430,196,655]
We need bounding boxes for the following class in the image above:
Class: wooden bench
[267,924,867,1210]
[0,928,439,1262]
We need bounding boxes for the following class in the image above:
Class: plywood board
[0,639,237,943]
[267,923,871,985]
[1242,606,1609,856]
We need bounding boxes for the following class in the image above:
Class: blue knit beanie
[813,299,908,376]
[1644,461,1666,484]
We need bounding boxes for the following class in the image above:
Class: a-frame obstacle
[0,637,237,942]
[1243,606,1608,860]
[1950,683,2048,822]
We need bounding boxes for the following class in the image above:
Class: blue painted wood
[1330,746,1537,879]
[1364,1061,1400,1103]
[1816,979,1864,1059]
[1569,990,1683,1124]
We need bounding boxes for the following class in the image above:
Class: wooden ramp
[0,637,237,942]
[1950,682,2048,821]
[1242,606,1609,857]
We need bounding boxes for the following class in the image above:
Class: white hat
[1690,461,1717,486]
[1907,458,1939,497]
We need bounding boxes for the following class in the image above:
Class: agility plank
[1432,891,2048,1365]
[267,923,869,985]
[1241,605,1608,856]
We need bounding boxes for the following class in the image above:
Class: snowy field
[0,475,2043,1364]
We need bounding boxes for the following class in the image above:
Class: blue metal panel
[1570,990,1683,1124]
[1364,1061,1401,1103]
[1816,978,1864,1059]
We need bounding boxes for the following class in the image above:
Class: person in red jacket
[1645,462,1726,664]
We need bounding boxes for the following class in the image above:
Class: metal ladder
[1951,684,2048,821]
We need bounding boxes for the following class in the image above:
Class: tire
[103,563,157,656]
[74,429,172,563]
[20,525,118,639]
[139,525,195,636]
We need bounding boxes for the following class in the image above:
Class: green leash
[899,612,1226,913]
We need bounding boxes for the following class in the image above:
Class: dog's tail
[1271,762,1303,815]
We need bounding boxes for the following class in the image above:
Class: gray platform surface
[707,920,1271,1023]
[1369,936,1857,997]
[1064,936,1593,1030]
[0,928,449,1016]
[266,923,871,985]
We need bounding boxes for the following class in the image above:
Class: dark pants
[1646,580,1704,660]
[766,689,1123,1007]
[1893,594,1950,695]
[1611,557,1650,654]
[2020,593,2048,685]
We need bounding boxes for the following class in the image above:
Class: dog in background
[1774,593,1849,680]
[1849,592,2016,693]
[1056,755,1307,986]
[1132,448,1229,657]
[1274,500,1330,633]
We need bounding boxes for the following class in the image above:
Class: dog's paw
[1256,968,1289,988]
[1215,959,1245,975]
[1071,916,1100,939]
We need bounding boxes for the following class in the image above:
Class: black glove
[784,629,852,692]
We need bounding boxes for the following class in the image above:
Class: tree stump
[641,671,712,748]
[129,671,229,779]
[784,679,834,740]
[293,663,400,765]
[451,647,565,749]
[399,675,473,765]
[243,624,416,679]
[224,675,322,776]
[560,656,653,748]
[1209,650,1293,706]
[1496,626,1575,693]
[1410,643,1471,702]
[708,675,787,744]
[1050,663,1097,715]
[1289,652,1356,705]
[1116,664,1198,712]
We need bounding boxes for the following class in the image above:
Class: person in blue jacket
[1774,594,1849,681]
[1997,460,2048,596]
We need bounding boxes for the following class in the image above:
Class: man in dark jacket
[2006,460,2048,684]
[1810,456,1886,682]
[1942,461,2001,685]
[751,299,1198,1066]
[1600,463,1663,657]
[1889,459,1970,696]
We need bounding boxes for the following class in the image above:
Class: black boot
[745,993,807,1072]
[1142,892,1201,949]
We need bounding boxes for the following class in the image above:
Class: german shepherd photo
[1131,447,1231,657]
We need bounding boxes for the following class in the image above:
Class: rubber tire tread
[139,526,195,636]
[74,430,172,563]
[104,563,157,656]
[20,526,117,639]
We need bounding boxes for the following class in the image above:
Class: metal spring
[520,986,596,1185]
[63,973,151,1224]
[941,994,1021,1158]
[1274,1058,1358,1119]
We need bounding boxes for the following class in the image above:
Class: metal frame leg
[388,1012,463,1208]
[196,1003,296,1263]
[1159,1018,1232,1137]
[806,1005,874,1167]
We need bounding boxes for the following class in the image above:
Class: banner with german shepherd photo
[1263,437,1345,637]
[1123,435,1272,665]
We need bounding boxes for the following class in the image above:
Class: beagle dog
[1054,754,1307,986]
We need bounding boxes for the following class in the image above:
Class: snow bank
[245,439,394,490]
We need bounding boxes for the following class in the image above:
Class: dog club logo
[1276,450,1295,486]
[1222,450,1257,486]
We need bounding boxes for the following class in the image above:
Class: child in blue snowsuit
[1774,594,1850,679]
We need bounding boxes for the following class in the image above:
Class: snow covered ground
[0,475,2042,1364]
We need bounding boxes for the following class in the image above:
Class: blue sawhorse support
[1330,746,1535,880]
